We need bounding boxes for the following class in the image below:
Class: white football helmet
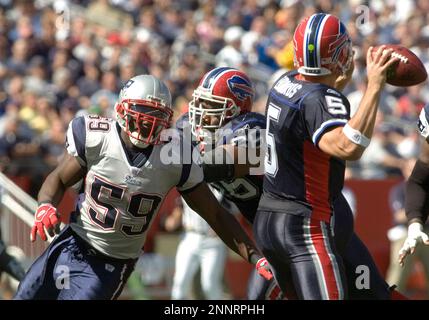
[115,75,173,147]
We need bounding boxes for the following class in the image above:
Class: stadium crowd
[0,0,429,298]
[0,0,427,186]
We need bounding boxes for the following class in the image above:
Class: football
[372,44,427,86]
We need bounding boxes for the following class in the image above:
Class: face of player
[197,99,225,131]
[126,104,170,147]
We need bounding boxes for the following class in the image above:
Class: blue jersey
[260,70,350,222]
[176,112,266,223]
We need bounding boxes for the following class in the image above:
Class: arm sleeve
[405,159,429,224]
[201,147,235,182]
[302,88,350,147]
[65,116,87,167]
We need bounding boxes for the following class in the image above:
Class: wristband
[342,124,370,147]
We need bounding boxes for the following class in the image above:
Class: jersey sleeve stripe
[177,163,192,188]
[312,119,347,146]
[72,116,87,164]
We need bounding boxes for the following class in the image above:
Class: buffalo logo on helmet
[328,33,351,63]
[226,75,254,101]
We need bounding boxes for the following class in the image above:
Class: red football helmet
[188,67,254,138]
[293,13,353,76]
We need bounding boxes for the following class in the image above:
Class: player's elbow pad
[405,159,429,223]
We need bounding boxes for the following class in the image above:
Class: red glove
[30,203,61,242]
[256,257,273,281]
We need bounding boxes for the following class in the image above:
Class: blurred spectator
[77,63,101,97]
[0,75,24,115]
[0,0,426,186]
[40,118,66,170]
[241,16,268,64]
[394,84,428,122]
[24,56,49,96]
[0,114,47,196]
[52,67,73,106]
[255,30,286,71]
[216,26,245,68]
[90,70,118,117]
[357,115,408,179]
[7,38,30,75]
[85,0,133,31]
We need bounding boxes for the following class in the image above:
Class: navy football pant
[14,226,136,300]
[250,194,390,300]
[332,193,390,299]
[342,234,391,299]
[248,233,391,300]
[253,211,347,300]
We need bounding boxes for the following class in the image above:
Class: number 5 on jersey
[265,104,281,177]
[325,96,347,115]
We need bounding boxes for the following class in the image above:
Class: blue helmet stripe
[307,13,325,68]
[202,67,233,88]
[305,15,317,68]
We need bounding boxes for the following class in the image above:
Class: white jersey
[66,115,203,259]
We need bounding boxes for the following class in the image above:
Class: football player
[399,104,429,265]
[14,75,270,300]
[252,12,398,299]
[178,66,404,299]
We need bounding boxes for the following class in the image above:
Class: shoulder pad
[66,115,114,166]
[217,112,266,147]
[225,112,266,131]
[66,116,87,165]
[84,115,114,148]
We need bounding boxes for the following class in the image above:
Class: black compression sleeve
[405,159,429,224]
[202,163,235,182]
[201,147,235,183]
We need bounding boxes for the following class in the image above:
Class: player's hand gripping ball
[372,44,427,86]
